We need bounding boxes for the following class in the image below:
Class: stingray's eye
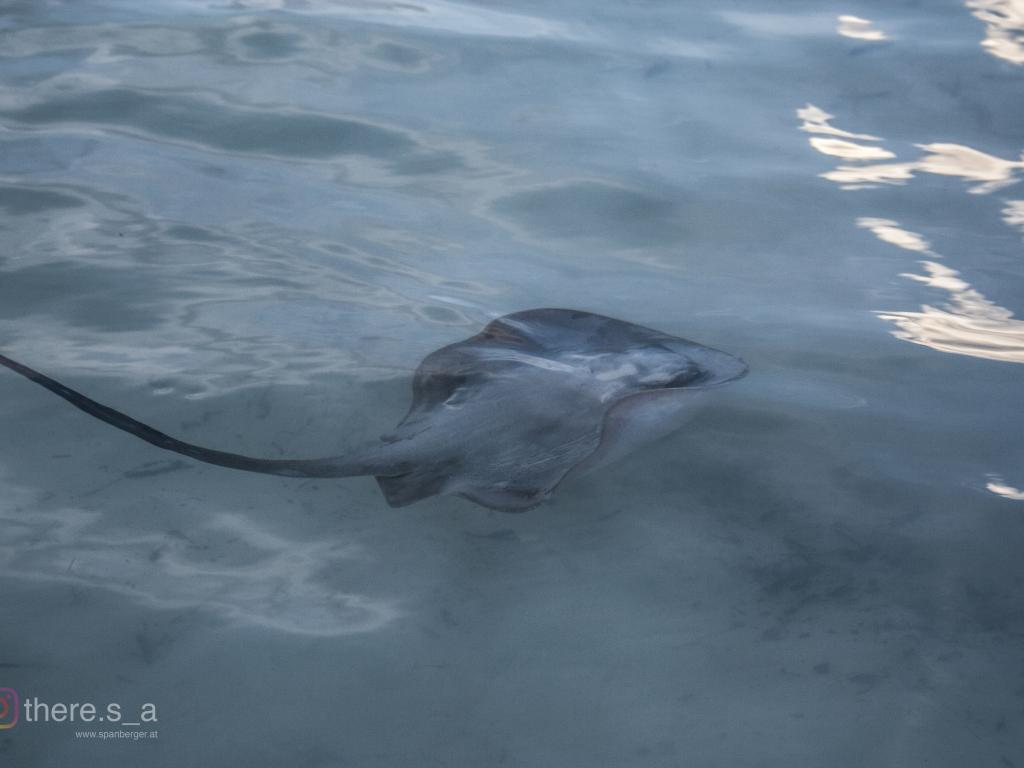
[437,373,469,402]
[444,386,472,407]
[481,322,528,346]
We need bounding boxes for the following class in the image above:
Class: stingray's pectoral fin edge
[456,486,549,513]
[375,470,447,508]
[375,471,549,512]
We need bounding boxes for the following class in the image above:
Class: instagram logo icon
[0,688,18,729]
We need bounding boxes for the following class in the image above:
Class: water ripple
[2,87,465,172]
[154,0,586,42]
[0,486,398,636]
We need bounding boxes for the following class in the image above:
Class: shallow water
[1,0,1023,765]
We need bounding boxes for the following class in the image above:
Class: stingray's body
[0,309,746,511]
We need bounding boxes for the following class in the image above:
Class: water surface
[1,1,1023,765]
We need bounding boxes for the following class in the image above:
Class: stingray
[0,309,747,511]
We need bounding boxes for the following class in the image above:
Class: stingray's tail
[0,353,400,479]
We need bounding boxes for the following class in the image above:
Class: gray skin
[0,308,747,512]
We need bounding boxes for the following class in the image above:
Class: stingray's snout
[716,350,749,384]
[690,345,748,387]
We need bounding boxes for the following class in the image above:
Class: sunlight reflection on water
[968,0,1024,64]
[986,474,1024,500]
[801,99,1024,365]
[836,15,887,42]
[876,260,1024,364]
